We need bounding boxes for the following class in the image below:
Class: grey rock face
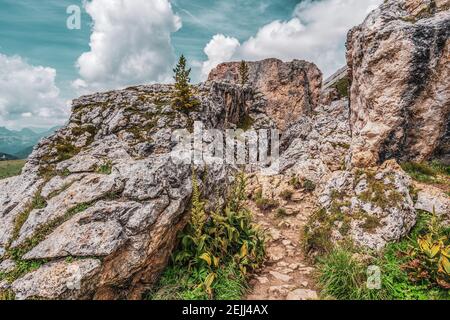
[208,58,323,130]
[414,184,450,218]
[12,259,102,300]
[278,99,351,184]
[347,0,450,167]
[0,83,248,299]
[310,160,416,251]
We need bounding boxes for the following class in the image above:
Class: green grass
[318,247,383,300]
[148,261,247,300]
[96,160,113,175]
[0,160,26,180]
[333,77,350,98]
[316,212,450,300]
[401,161,450,184]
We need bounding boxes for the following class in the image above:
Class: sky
[0,0,382,130]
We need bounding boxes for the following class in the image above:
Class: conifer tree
[172,55,198,111]
[238,60,249,86]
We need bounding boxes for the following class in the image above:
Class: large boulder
[347,0,450,167]
[208,58,323,130]
[305,160,416,252]
[0,83,254,300]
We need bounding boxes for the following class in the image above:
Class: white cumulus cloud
[201,0,382,79]
[0,53,68,130]
[201,34,240,79]
[74,0,181,93]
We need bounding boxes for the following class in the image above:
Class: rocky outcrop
[306,160,416,252]
[278,99,351,184]
[208,58,323,130]
[414,183,450,218]
[1,0,448,300]
[347,0,450,167]
[0,82,259,300]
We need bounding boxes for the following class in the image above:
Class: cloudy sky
[0,0,381,130]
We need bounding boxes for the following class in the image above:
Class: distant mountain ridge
[0,126,60,159]
[0,152,17,160]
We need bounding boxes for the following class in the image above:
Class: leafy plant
[152,173,265,299]
[96,160,113,174]
[316,211,450,300]
[303,179,316,192]
[405,211,450,289]
[280,189,293,201]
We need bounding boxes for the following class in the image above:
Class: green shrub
[276,208,288,218]
[333,77,350,98]
[279,189,293,201]
[255,197,279,212]
[401,162,437,183]
[149,173,265,300]
[96,160,113,175]
[303,179,316,192]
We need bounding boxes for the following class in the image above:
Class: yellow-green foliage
[152,173,265,299]
[317,211,450,300]
[405,212,450,289]
[0,290,15,300]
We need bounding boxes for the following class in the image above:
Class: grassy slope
[0,160,26,180]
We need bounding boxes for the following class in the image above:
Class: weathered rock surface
[208,58,323,130]
[12,259,102,300]
[0,82,258,299]
[307,160,416,251]
[347,0,450,167]
[414,183,450,217]
[1,0,449,300]
[278,98,351,184]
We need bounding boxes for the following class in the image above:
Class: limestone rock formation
[307,160,416,252]
[0,82,261,300]
[1,0,448,300]
[279,99,351,184]
[347,0,450,167]
[208,58,323,130]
